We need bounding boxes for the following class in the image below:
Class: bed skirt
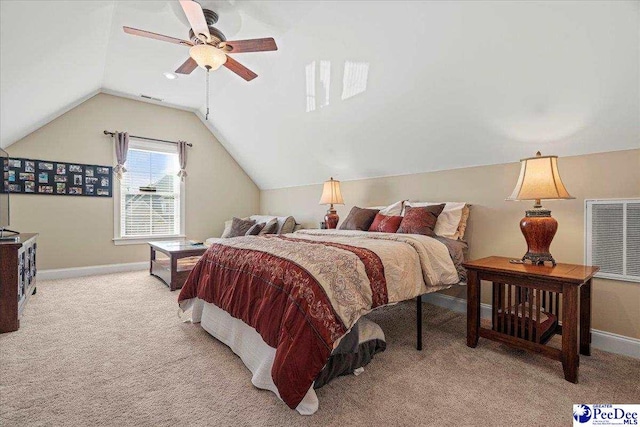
[191,298,386,415]
[195,299,320,414]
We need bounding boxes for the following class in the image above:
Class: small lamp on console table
[319,177,344,229]
[506,151,574,266]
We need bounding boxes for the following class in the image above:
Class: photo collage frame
[3,157,113,197]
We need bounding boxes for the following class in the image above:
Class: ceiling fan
[123,0,278,82]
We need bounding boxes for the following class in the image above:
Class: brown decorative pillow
[397,204,446,236]
[227,217,256,238]
[259,218,278,235]
[246,222,266,236]
[339,207,380,231]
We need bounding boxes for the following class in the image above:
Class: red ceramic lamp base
[520,209,558,266]
[324,207,339,229]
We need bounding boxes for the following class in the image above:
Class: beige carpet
[1,271,638,426]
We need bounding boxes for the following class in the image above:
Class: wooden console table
[463,256,599,383]
[0,233,38,333]
[149,241,207,291]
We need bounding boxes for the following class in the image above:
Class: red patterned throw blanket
[178,230,461,409]
[178,235,388,409]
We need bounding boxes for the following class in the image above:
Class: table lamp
[319,177,344,229]
[506,151,574,265]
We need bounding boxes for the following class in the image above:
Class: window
[114,140,184,244]
[585,199,640,283]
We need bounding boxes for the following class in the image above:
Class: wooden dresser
[0,233,38,333]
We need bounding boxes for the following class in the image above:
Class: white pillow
[404,201,466,239]
[367,200,404,216]
[220,219,233,238]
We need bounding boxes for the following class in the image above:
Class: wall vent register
[585,199,640,283]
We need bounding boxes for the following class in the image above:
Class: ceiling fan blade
[179,0,211,42]
[223,56,258,81]
[123,26,192,46]
[176,57,198,74]
[222,38,278,53]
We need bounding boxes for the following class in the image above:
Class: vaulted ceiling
[1,1,638,189]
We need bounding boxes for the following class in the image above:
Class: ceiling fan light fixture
[189,44,227,70]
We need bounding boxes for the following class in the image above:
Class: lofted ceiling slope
[1,1,638,190]
[1,1,114,148]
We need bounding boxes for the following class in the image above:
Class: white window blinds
[120,146,180,237]
[586,199,640,283]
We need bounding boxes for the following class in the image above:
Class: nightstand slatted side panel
[493,283,556,344]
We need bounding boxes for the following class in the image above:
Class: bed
[178,229,466,414]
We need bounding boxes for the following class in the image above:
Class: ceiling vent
[140,94,163,102]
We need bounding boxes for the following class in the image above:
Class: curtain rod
[103,131,193,147]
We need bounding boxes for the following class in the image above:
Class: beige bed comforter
[291,229,460,303]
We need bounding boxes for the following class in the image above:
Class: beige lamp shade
[507,152,574,201]
[189,44,227,70]
[319,177,344,205]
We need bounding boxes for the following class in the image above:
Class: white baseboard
[589,330,640,359]
[38,262,147,280]
[422,292,640,359]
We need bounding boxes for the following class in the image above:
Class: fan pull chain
[205,68,210,120]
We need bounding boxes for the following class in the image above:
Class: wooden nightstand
[463,256,599,383]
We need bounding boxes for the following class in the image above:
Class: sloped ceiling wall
[2,1,638,189]
[0,1,114,147]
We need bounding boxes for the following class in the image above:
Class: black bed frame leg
[416,295,423,351]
